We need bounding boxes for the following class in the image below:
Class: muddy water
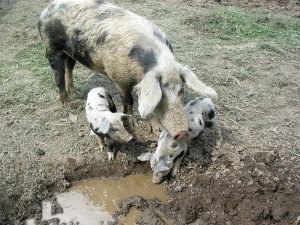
[27,175,169,225]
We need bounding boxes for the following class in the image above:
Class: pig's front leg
[150,116,161,136]
[95,134,106,152]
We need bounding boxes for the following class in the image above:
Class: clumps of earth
[113,196,167,225]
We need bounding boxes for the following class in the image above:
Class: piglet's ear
[153,159,170,174]
[134,71,162,119]
[180,65,218,100]
[98,117,110,134]
[137,152,153,162]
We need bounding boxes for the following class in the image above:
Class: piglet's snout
[174,130,189,141]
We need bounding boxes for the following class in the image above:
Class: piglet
[86,87,133,160]
[138,97,222,183]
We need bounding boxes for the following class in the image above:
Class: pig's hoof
[150,126,161,136]
[107,152,115,161]
[60,91,69,106]
[68,87,77,96]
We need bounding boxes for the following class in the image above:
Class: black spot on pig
[68,28,94,68]
[189,111,193,114]
[107,93,117,113]
[129,45,157,73]
[199,119,202,126]
[97,31,108,45]
[207,109,215,119]
[190,119,194,122]
[98,93,105,98]
[44,19,67,51]
[89,106,94,111]
[205,121,213,128]
[188,128,192,132]
[153,30,173,52]
[166,39,173,52]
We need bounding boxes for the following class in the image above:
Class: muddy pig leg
[47,51,68,105]
[117,85,138,132]
[64,56,77,96]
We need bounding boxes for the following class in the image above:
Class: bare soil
[0,0,299,225]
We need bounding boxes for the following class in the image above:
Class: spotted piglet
[138,97,222,183]
[86,87,133,160]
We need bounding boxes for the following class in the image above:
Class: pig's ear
[180,65,218,100]
[98,117,110,134]
[134,71,162,119]
[137,152,153,161]
[153,159,169,174]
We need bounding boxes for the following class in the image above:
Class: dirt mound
[164,150,300,225]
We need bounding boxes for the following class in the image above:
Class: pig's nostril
[174,131,189,141]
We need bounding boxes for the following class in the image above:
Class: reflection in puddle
[27,175,169,225]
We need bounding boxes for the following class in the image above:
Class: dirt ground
[0,0,299,224]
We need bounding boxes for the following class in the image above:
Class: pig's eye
[178,88,183,96]
[111,127,119,132]
[171,143,178,148]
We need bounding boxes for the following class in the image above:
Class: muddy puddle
[27,174,170,225]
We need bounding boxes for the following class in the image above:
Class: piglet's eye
[111,127,119,132]
[178,88,183,96]
[171,143,178,148]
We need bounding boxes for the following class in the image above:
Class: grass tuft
[183,8,300,43]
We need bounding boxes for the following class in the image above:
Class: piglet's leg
[117,85,138,131]
[170,151,186,178]
[150,116,161,136]
[96,135,105,152]
[106,139,115,161]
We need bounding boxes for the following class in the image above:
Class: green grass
[184,8,300,43]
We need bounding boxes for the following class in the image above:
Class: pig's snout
[174,130,189,141]
[152,176,163,184]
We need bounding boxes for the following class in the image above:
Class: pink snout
[174,130,189,141]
